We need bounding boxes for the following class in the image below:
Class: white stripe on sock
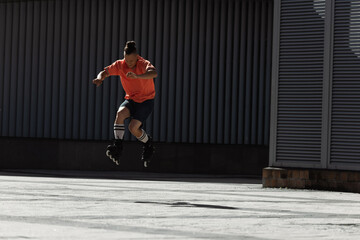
[137,129,149,143]
[114,124,125,139]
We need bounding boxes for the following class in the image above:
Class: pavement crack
[135,201,239,210]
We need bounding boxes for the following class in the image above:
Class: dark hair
[124,41,137,55]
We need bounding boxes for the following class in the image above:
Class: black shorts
[120,99,154,124]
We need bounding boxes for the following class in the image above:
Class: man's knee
[128,120,142,135]
[116,107,130,122]
[128,122,137,134]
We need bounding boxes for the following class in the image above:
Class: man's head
[124,41,138,68]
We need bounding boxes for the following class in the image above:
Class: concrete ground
[0,170,360,240]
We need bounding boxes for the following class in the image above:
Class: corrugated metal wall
[0,0,273,144]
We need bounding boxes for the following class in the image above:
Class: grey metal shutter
[270,0,325,167]
[330,0,360,170]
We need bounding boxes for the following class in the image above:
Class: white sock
[114,124,125,140]
[137,129,149,143]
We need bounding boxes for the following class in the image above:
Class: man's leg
[106,106,131,165]
[128,119,148,142]
[128,119,154,167]
[114,106,130,140]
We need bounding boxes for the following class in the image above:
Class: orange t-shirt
[105,56,156,103]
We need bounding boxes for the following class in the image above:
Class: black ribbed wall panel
[0,0,273,144]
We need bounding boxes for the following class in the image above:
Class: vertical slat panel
[79,0,91,139]
[257,1,266,145]
[143,0,153,135]
[44,0,55,138]
[134,0,142,43]
[237,0,248,144]
[223,0,234,144]
[36,1,47,138]
[264,0,273,146]
[216,0,227,144]
[0,3,5,136]
[251,1,260,145]
[192,0,203,143]
[10,2,20,136]
[174,0,185,142]
[230,0,241,144]
[159,0,170,142]
[153,0,162,141]
[118,0,127,110]
[87,0,98,139]
[107,0,120,139]
[58,0,70,139]
[30,1,40,137]
[94,0,105,140]
[210,0,219,144]
[16,2,26,137]
[148,0,157,137]
[166,0,178,142]
[181,0,192,142]
[51,0,61,138]
[244,1,254,144]
[0,0,273,146]
[188,0,199,143]
[3,2,12,136]
[202,0,213,143]
[101,0,113,140]
[72,0,84,139]
[65,0,76,139]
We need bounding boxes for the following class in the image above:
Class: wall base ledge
[263,167,360,193]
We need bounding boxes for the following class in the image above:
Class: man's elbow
[151,70,158,78]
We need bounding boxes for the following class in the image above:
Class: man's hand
[92,70,109,87]
[92,78,103,87]
[126,72,138,79]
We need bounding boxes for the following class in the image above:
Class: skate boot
[106,139,123,165]
[141,137,155,168]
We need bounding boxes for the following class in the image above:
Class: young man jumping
[92,41,157,167]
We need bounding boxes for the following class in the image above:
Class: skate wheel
[115,160,119,165]
[106,150,111,157]
[144,161,148,168]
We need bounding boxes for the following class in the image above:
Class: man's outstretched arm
[126,69,158,79]
[92,70,110,87]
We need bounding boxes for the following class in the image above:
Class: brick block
[324,170,337,181]
[277,179,288,188]
[318,180,329,189]
[309,170,321,181]
[287,179,305,189]
[299,170,309,180]
[328,181,338,189]
[262,178,277,188]
[340,172,348,182]
[291,170,300,179]
[262,168,272,179]
[347,172,360,182]
[295,179,305,188]
[305,179,313,188]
